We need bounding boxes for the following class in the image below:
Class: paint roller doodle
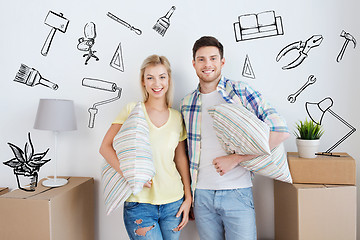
[82,78,122,128]
[14,64,59,90]
[41,11,69,56]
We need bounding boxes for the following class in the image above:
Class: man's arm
[212,131,290,176]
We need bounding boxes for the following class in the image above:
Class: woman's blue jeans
[123,198,183,240]
[194,188,257,240]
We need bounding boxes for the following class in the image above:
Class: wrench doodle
[288,75,316,103]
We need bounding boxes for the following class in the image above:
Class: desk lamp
[34,99,77,187]
[305,97,356,157]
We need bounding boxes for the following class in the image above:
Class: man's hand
[212,154,242,176]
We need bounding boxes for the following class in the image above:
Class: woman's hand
[175,197,192,231]
[143,180,152,188]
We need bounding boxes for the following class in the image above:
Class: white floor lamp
[34,99,77,187]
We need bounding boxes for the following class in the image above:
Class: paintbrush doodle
[3,132,50,191]
[276,35,323,70]
[288,75,316,103]
[14,64,59,90]
[242,55,255,79]
[336,30,356,62]
[110,43,124,72]
[153,6,176,37]
[233,10,283,42]
[41,11,69,56]
[82,78,122,128]
[77,22,99,65]
[107,12,142,35]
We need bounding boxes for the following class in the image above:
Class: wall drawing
[110,43,125,72]
[107,12,142,35]
[3,132,50,191]
[14,64,59,90]
[336,30,356,62]
[288,75,316,103]
[276,35,323,70]
[153,6,176,37]
[233,10,283,42]
[41,11,69,56]
[242,55,255,79]
[82,78,122,128]
[77,22,99,65]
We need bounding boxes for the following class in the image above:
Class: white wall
[1,0,359,239]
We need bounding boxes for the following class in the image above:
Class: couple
[100,36,290,240]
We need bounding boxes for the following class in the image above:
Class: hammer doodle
[107,12,142,35]
[3,132,51,191]
[153,6,176,37]
[336,30,356,62]
[110,43,125,72]
[82,78,122,128]
[41,11,69,56]
[288,75,316,103]
[233,10,283,42]
[77,22,99,65]
[14,64,59,90]
[276,35,323,70]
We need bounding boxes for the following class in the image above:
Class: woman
[99,55,191,240]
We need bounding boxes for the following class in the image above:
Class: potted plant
[294,118,324,158]
[3,132,50,191]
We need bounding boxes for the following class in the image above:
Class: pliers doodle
[276,35,323,70]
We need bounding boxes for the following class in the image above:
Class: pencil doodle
[107,12,142,35]
[242,55,255,79]
[153,6,176,37]
[336,30,356,62]
[41,11,69,56]
[82,78,122,128]
[276,35,323,70]
[3,132,50,191]
[77,22,99,65]
[14,64,59,90]
[233,10,283,42]
[110,43,124,72]
[288,75,316,103]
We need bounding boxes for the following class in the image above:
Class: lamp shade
[34,99,77,131]
[305,97,333,125]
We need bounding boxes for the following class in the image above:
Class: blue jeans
[123,198,183,240]
[194,188,257,240]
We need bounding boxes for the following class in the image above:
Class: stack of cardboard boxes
[0,177,94,240]
[274,152,357,240]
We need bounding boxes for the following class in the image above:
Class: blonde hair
[140,54,173,107]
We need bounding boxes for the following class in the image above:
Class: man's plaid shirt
[180,76,289,196]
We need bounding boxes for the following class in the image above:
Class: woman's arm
[173,140,192,231]
[99,123,123,176]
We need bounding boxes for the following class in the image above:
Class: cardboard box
[274,181,357,240]
[0,188,9,196]
[287,152,356,185]
[0,177,94,240]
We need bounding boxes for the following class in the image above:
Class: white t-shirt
[196,91,252,190]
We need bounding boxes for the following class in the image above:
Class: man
[180,36,290,240]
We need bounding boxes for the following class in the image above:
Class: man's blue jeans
[123,198,183,240]
[194,188,257,240]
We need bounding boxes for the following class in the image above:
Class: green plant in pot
[3,132,50,191]
[294,118,324,158]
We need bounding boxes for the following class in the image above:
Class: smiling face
[142,64,169,102]
[193,46,225,92]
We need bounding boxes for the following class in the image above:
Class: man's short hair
[192,36,224,60]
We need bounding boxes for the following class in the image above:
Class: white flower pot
[296,139,320,158]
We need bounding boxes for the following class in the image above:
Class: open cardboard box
[287,152,356,185]
[0,177,94,240]
[274,181,357,240]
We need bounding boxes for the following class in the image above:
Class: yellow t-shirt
[113,102,187,204]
